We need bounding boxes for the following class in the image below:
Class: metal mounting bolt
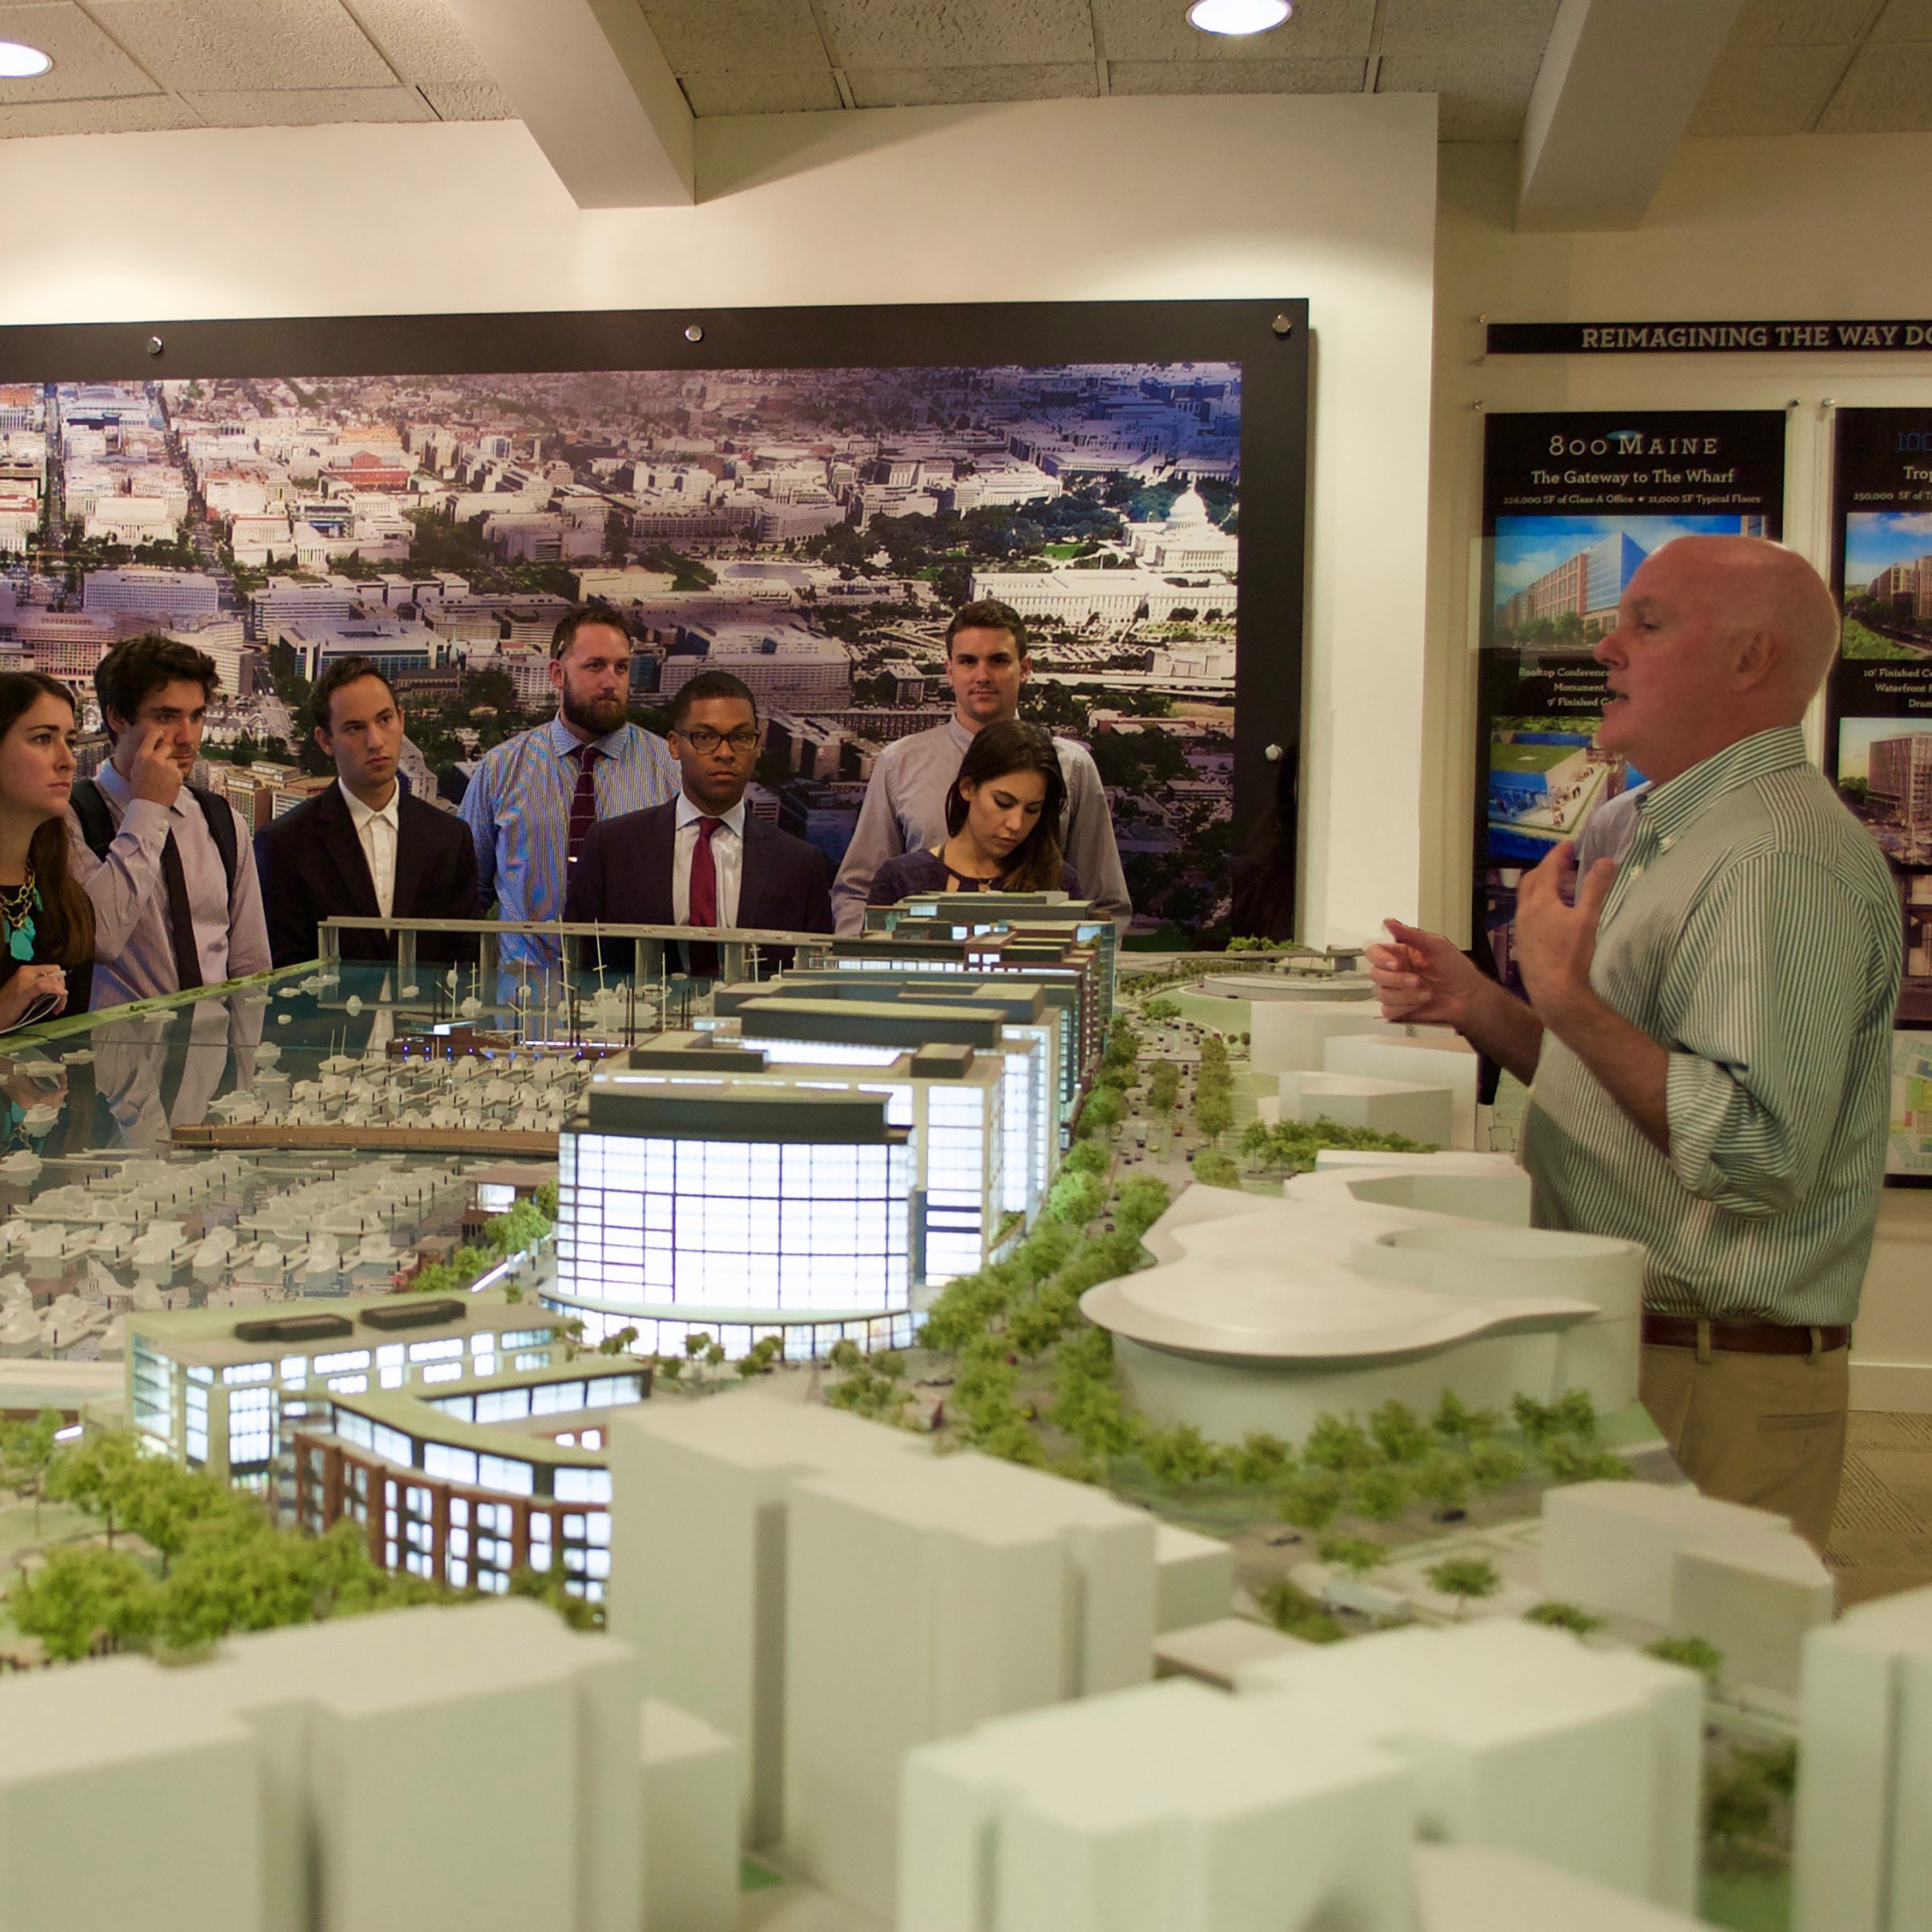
[147,336,163,357]
[683,324,704,344]
[1271,314,1294,338]
[1264,742,1283,762]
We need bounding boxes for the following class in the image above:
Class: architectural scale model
[0,916,1907,1930]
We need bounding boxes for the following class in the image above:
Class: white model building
[903,1616,1700,1930]
[1794,1581,1932,1932]
[0,1598,730,1932]
[1080,1156,1641,1443]
[1542,1481,1834,1697]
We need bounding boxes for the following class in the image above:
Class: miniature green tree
[1317,1535,1388,1576]
[1062,1139,1110,1179]
[1238,1119,1278,1170]
[1645,1635,1724,1682]
[1523,1600,1605,1637]
[1540,1438,1633,1484]
[1302,1414,1376,1473]
[1194,1089,1232,1143]
[704,1343,726,1368]
[1431,1390,1502,1444]
[1141,1423,1224,1488]
[1411,1450,1473,1518]
[1278,1471,1345,1531]
[11,1546,158,1661]
[1466,1439,1529,1494]
[683,1330,712,1359]
[1191,1150,1241,1189]
[1146,1062,1181,1117]
[1368,1401,1430,1464]
[47,1430,142,1547]
[596,1325,640,1356]
[1079,1088,1127,1141]
[1141,998,1181,1024]
[1426,1556,1502,1620]
[1230,1430,1294,1487]
[0,1408,62,1536]
[1046,1169,1106,1227]
[1113,1175,1172,1240]
[1348,1465,1411,1523]
[1255,1577,1345,1644]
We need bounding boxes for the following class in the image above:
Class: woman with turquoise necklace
[0,673,93,1034]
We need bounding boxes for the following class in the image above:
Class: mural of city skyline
[0,357,1245,940]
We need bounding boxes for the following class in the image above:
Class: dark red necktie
[687,816,720,975]
[567,743,601,864]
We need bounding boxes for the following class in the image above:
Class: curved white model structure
[1080,1154,1643,1443]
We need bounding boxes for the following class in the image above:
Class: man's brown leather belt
[1641,1312,1850,1355]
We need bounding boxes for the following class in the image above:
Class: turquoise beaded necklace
[0,869,38,964]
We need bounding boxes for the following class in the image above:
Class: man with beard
[459,605,677,972]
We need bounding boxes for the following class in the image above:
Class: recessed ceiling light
[1187,0,1291,34]
[0,40,53,79]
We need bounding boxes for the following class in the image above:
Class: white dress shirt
[340,779,402,919]
[671,792,746,928]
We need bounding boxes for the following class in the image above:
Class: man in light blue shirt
[460,605,678,971]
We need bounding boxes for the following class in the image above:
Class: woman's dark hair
[943,719,1067,894]
[0,674,92,968]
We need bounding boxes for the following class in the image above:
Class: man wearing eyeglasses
[564,671,832,960]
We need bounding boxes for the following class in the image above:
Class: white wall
[0,94,1441,948]
[1430,136,1932,1408]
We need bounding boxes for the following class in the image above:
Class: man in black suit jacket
[255,657,481,968]
[565,671,832,962]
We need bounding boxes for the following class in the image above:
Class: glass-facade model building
[555,1081,914,1360]
[717,974,1059,1214]
[862,893,1114,1026]
[293,1356,646,1600]
[126,1288,568,1516]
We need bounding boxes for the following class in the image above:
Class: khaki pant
[1639,1337,1849,1553]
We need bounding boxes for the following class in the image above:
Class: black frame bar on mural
[0,299,1310,939]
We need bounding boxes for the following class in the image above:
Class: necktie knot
[696,815,721,845]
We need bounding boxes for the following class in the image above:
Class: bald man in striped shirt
[1371,538,1900,1548]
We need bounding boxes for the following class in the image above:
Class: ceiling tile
[642,0,829,72]
[1686,42,1843,133]
[845,60,1099,105]
[1817,39,1932,126]
[1378,0,1560,52]
[681,68,843,114]
[0,2,164,103]
[1872,0,1932,38]
[0,91,201,137]
[339,0,500,85]
[1730,0,1875,45]
[816,0,1094,68]
[1094,0,1377,62]
[418,76,512,118]
[181,83,435,125]
[89,0,398,93]
[1377,42,1542,139]
[1108,54,1366,92]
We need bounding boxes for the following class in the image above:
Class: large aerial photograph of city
[0,358,1244,942]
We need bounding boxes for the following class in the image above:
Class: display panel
[1826,408,1932,1181]
[0,301,1307,947]
[1473,411,1788,982]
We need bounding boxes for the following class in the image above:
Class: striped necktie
[567,743,601,864]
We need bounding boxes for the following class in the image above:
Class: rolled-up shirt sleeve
[1659,853,1889,1217]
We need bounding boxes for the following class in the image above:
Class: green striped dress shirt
[1522,725,1901,1325]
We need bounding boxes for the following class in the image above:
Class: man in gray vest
[1369,538,1899,1549]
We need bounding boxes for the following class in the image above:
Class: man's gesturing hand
[1365,920,1486,1027]
[1513,840,1617,1026]
[128,724,184,810]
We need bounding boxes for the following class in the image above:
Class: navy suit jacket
[564,799,833,944]
[256,782,481,968]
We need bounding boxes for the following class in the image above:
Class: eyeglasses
[677,727,760,753]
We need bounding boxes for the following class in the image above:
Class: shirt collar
[547,714,632,761]
[676,789,747,840]
[1634,724,1810,844]
[338,778,400,832]
[945,716,976,754]
[95,758,189,818]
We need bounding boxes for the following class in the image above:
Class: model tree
[1317,1535,1388,1577]
[46,1431,142,1548]
[0,1408,63,1536]
[1426,1556,1502,1620]
[10,1545,157,1662]
[1523,1600,1605,1637]
[1278,1471,1344,1532]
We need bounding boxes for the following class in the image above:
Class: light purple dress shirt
[67,761,272,1007]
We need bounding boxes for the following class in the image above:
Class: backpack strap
[71,776,239,903]
[69,777,116,860]
[188,784,239,902]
